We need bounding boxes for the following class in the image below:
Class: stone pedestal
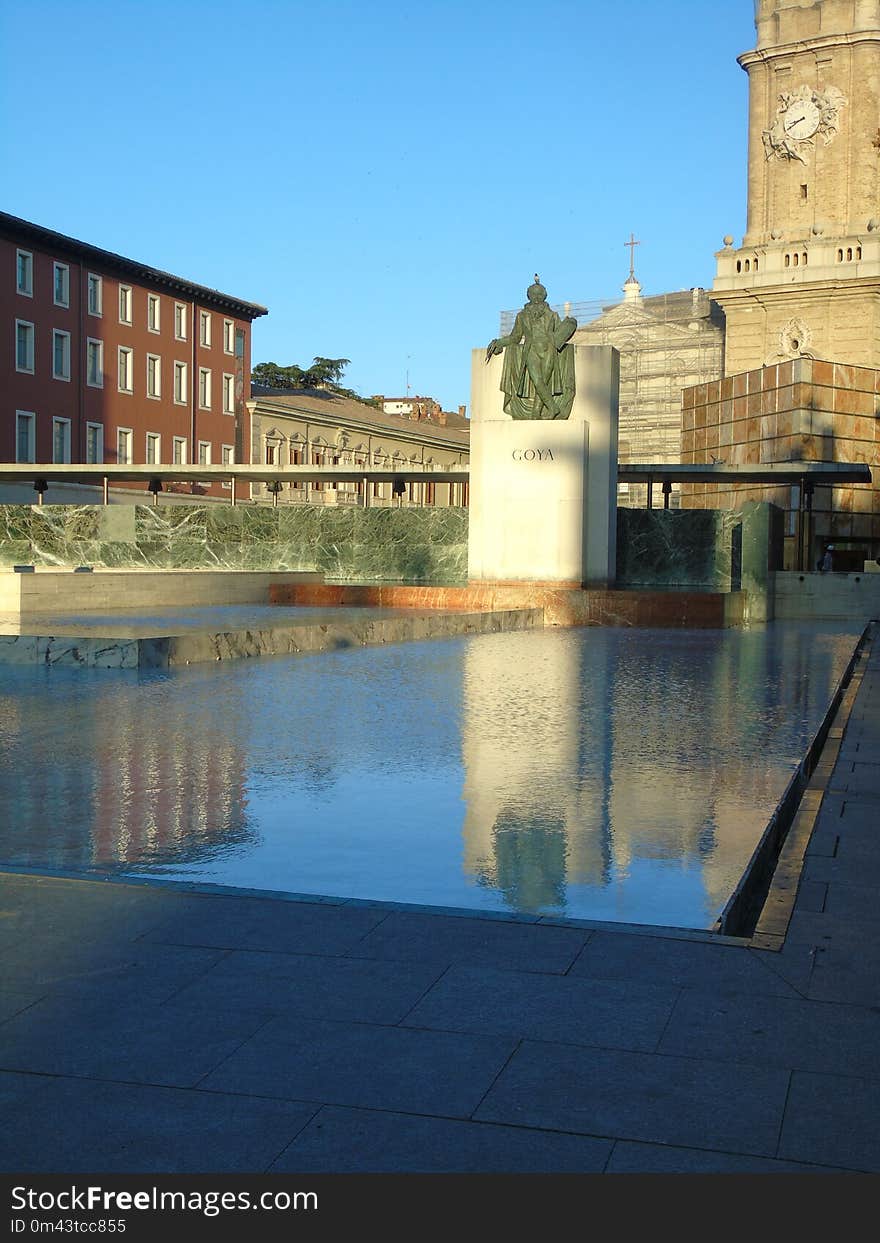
[467,344,619,587]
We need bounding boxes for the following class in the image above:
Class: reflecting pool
[0,622,861,928]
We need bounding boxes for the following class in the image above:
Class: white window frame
[15,410,35,463]
[172,435,188,465]
[222,372,235,414]
[85,421,104,464]
[116,427,133,465]
[16,249,33,297]
[199,310,212,348]
[118,345,134,394]
[145,431,161,465]
[15,319,35,373]
[146,352,161,399]
[198,366,212,410]
[174,302,187,341]
[87,273,102,317]
[52,329,71,381]
[52,416,72,464]
[173,360,188,404]
[197,440,212,465]
[147,293,161,333]
[53,262,70,308]
[119,284,132,325]
[221,444,234,466]
[86,338,104,388]
[223,319,234,353]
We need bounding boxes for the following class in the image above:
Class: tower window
[800,184,808,201]
[785,254,791,268]
[793,253,799,266]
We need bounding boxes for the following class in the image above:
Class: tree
[252,357,350,390]
[251,356,372,402]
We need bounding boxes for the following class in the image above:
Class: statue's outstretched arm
[486,313,524,361]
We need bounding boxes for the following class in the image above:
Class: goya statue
[486,276,577,420]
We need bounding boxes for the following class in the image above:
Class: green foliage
[252,357,355,393]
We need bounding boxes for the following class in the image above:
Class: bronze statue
[486,276,577,420]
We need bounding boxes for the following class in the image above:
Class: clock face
[782,98,820,141]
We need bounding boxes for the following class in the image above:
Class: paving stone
[658,990,880,1076]
[270,1105,612,1173]
[401,965,677,1052]
[0,988,42,1023]
[0,994,269,1087]
[805,940,880,1006]
[794,880,827,913]
[475,1040,789,1155]
[779,1072,880,1172]
[823,880,880,921]
[173,950,444,1025]
[0,936,224,1001]
[607,1140,849,1174]
[201,1015,516,1117]
[141,895,388,955]
[351,911,590,973]
[569,930,800,997]
[0,1077,318,1173]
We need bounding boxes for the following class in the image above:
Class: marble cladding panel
[0,504,470,583]
[0,634,141,667]
[616,509,739,590]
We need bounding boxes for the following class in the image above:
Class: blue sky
[2,0,757,412]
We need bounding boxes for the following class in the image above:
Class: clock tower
[713,0,880,373]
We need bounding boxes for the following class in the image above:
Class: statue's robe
[499,306,577,420]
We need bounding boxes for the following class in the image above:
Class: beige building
[713,0,880,373]
[573,281,725,506]
[247,390,469,507]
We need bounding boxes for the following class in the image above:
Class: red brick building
[2,212,267,497]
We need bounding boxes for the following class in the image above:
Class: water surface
[0,622,860,928]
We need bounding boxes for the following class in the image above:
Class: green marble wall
[0,503,778,590]
[0,505,470,584]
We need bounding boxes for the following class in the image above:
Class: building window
[146,353,161,399]
[198,367,211,409]
[16,250,33,297]
[86,338,103,388]
[147,294,161,333]
[53,262,70,308]
[223,319,234,353]
[117,427,133,465]
[15,320,34,373]
[87,273,102,316]
[173,361,187,404]
[174,302,187,340]
[265,441,277,466]
[118,345,134,393]
[198,440,211,465]
[52,417,71,464]
[221,444,234,466]
[52,329,71,381]
[222,373,235,414]
[15,411,35,463]
[172,436,187,465]
[119,284,132,325]
[85,422,104,464]
[199,311,212,347]
[146,432,161,464]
